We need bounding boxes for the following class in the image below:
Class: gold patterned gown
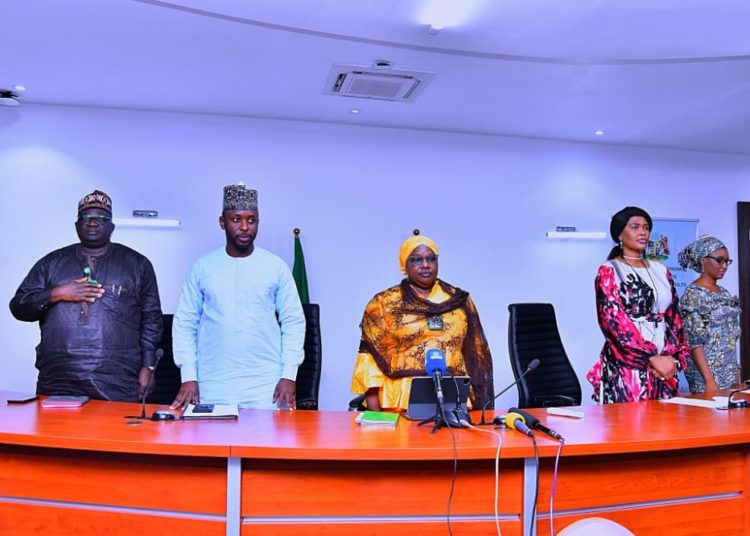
[351,279,494,410]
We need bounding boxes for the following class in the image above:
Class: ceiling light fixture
[13,85,27,92]
[594,129,606,136]
[417,0,482,30]
[0,89,21,107]
[547,231,607,240]
[350,108,360,114]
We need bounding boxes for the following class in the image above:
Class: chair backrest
[296,303,322,410]
[507,303,582,408]
[148,308,323,408]
[557,517,635,535]
[147,313,182,405]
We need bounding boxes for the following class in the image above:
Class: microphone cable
[548,438,565,536]
[441,404,457,536]
[448,374,470,425]
[529,435,540,536]
[461,420,504,536]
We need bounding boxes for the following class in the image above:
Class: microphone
[125,349,164,420]
[480,358,541,425]
[505,412,534,437]
[425,348,447,405]
[509,407,564,441]
[726,383,750,409]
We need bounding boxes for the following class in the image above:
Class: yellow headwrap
[399,235,439,274]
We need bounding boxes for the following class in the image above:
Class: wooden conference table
[1,391,749,536]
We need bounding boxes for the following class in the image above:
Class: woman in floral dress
[587,206,689,403]
[678,236,741,394]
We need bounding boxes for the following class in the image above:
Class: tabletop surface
[2,391,749,460]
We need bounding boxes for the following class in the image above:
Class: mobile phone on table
[6,393,39,404]
[192,404,215,413]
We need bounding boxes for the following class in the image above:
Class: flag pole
[293,228,310,304]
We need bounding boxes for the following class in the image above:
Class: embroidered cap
[223,182,258,212]
[78,190,112,215]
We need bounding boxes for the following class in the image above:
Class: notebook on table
[356,410,399,428]
[182,403,239,420]
[404,376,470,421]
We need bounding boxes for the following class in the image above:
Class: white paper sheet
[659,397,722,409]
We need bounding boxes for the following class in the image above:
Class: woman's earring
[619,240,623,249]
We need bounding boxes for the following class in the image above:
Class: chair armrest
[348,394,366,411]
[297,399,318,410]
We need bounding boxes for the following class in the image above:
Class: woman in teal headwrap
[678,236,742,393]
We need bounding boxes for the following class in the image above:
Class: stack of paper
[660,397,722,409]
[355,411,399,428]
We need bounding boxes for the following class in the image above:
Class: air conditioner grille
[324,64,435,103]
[348,77,405,99]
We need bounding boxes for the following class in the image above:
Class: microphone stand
[418,374,467,433]
[724,379,750,409]
[727,389,750,409]
[479,358,540,425]
[419,399,465,433]
[125,349,164,421]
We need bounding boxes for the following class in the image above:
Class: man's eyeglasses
[77,215,111,224]
[706,255,733,266]
[408,254,438,266]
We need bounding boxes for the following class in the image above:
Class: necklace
[622,254,643,260]
[620,256,663,347]
[621,257,660,315]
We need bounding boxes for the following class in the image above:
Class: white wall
[2,104,749,410]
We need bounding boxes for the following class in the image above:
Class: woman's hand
[365,387,381,411]
[649,355,678,381]
[703,378,720,393]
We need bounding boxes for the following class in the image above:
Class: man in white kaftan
[171,184,305,410]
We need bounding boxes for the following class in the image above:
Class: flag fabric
[293,231,310,304]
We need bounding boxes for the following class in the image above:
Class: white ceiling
[3,0,750,154]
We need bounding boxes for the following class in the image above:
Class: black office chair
[147,313,182,405]
[148,308,323,409]
[296,303,322,410]
[348,394,366,411]
[507,303,582,408]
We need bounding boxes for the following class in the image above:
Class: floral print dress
[587,260,690,403]
[679,284,741,393]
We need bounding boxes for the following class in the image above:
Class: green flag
[293,232,310,304]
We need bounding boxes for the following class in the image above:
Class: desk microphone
[505,412,534,437]
[425,348,446,405]
[480,358,540,425]
[726,382,750,409]
[509,407,563,441]
[125,349,164,420]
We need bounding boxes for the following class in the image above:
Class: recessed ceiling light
[594,130,606,136]
[350,108,361,114]
[13,85,27,92]
[418,0,480,30]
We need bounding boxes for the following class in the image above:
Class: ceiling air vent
[324,64,435,103]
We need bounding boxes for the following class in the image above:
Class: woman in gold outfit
[351,235,494,411]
